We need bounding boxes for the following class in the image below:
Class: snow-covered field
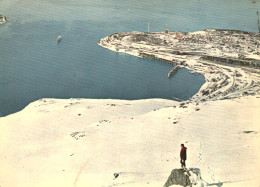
[0,96,259,187]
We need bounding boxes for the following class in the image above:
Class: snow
[245,54,260,60]
[189,31,207,35]
[0,96,259,187]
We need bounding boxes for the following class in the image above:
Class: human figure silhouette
[180,144,187,168]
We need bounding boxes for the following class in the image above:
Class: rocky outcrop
[164,168,206,187]
[0,15,7,24]
[164,169,191,187]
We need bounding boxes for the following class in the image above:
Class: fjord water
[0,0,258,117]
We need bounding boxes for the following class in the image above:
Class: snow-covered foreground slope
[0,96,259,187]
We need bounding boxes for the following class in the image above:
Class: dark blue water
[0,0,259,117]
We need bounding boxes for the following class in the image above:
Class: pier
[138,52,181,77]
[168,66,180,77]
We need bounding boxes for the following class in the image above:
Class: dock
[168,66,180,77]
[138,52,181,77]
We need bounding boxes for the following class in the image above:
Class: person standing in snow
[180,144,187,168]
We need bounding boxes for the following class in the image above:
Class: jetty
[168,66,180,77]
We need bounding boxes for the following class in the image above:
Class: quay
[138,52,181,77]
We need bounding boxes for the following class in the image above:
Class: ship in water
[0,15,7,24]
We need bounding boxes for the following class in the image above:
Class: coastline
[0,30,260,186]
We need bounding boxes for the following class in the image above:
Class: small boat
[56,35,62,43]
[0,15,7,24]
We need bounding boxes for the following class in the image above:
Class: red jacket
[180,147,187,160]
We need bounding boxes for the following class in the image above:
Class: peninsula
[98,29,260,104]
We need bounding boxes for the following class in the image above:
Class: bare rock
[164,168,205,187]
[114,173,119,179]
[164,169,191,187]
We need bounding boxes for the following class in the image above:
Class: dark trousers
[180,159,186,168]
